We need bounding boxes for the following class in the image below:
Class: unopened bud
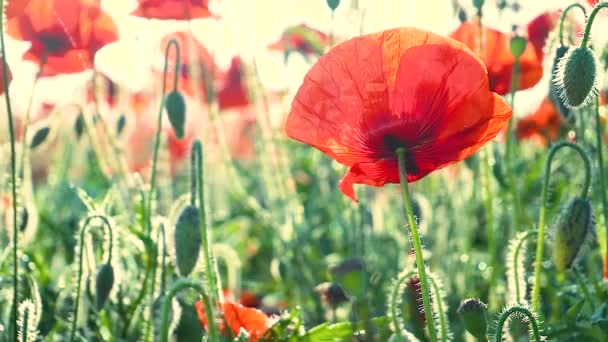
[510,35,527,59]
[174,205,201,276]
[457,298,488,340]
[549,46,572,118]
[326,0,340,11]
[165,90,186,139]
[95,263,114,310]
[555,47,600,109]
[30,126,50,149]
[552,197,595,272]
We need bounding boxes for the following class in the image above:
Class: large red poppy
[269,23,329,60]
[217,57,250,110]
[6,0,31,19]
[526,11,560,59]
[286,28,511,201]
[0,60,12,95]
[195,300,272,341]
[158,31,216,100]
[516,97,565,146]
[450,21,543,95]
[131,0,216,20]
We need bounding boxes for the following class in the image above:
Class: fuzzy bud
[552,197,595,272]
[174,205,202,276]
[30,126,50,149]
[549,46,572,119]
[457,298,488,340]
[510,35,527,59]
[95,263,114,310]
[326,0,340,11]
[165,90,186,139]
[555,47,600,109]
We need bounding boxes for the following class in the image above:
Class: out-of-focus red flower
[286,27,512,201]
[516,98,565,146]
[217,57,250,110]
[269,23,329,61]
[450,21,543,95]
[158,31,217,100]
[526,11,560,58]
[0,59,12,94]
[6,0,31,19]
[7,0,118,77]
[131,0,216,20]
[221,289,261,308]
[129,92,152,116]
[87,74,118,108]
[195,300,272,341]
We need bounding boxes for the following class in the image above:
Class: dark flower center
[383,134,418,174]
[40,34,70,54]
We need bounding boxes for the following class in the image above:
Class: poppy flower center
[380,134,418,174]
[40,34,70,54]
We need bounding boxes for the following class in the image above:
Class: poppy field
[2,0,608,341]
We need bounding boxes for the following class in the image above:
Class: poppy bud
[510,35,527,59]
[165,90,186,139]
[95,263,114,310]
[555,47,600,109]
[174,205,201,276]
[116,114,126,136]
[551,197,595,272]
[30,126,50,149]
[473,0,484,11]
[315,282,350,308]
[74,113,85,139]
[457,298,488,340]
[457,8,467,23]
[326,0,340,11]
[549,46,572,119]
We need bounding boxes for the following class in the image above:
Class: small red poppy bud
[509,35,527,59]
[95,263,114,310]
[30,126,50,149]
[326,0,340,11]
[174,205,201,276]
[555,47,600,109]
[457,298,488,340]
[551,197,595,272]
[549,46,572,119]
[165,90,186,139]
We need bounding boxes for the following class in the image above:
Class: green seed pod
[551,197,595,272]
[116,114,126,136]
[326,0,340,11]
[549,46,572,119]
[555,47,600,109]
[174,205,201,276]
[510,35,527,59]
[457,298,488,340]
[74,113,85,139]
[95,263,114,310]
[165,90,186,139]
[30,126,50,149]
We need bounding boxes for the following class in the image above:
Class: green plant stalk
[593,99,608,277]
[481,148,497,299]
[580,3,608,48]
[18,59,44,177]
[512,231,536,304]
[193,140,221,312]
[558,3,587,46]
[389,270,416,339]
[531,141,591,312]
[494,305,542,342]
[427,275,449,341]
[69,215,113,342]
[160,279,216,342]
[0,0,19,338]
[504,60,522,231]
[396,148,438,342]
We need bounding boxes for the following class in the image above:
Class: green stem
[192,140,221,317]
[593,99,608,280]
[70,215,113,342]
[482,148,497,293]
[494,305,542,342]
[512,231,537,304]
[18,60,44,178]
[504,60,522,231]
[531,141,592,312]
[160,279,216,342]
[396,148,438,342]
[0,0,19,337]
[580,3,608,48]
[389,270,416,339]
[427,275,449,341]
[559,3,587,46]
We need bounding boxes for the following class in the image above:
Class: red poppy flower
[217,57,250,110]
[526,11,560,59]
[158,31,216,100]
[516,98,565,146]
[131,0,216,20]
[6,0,31,19]
[7,0,119,77]
[0,59,12,95]
[269,23,329,60]
[286,28,511,202]
[450,21,543,95]
[195,300,272,341]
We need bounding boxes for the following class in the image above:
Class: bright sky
[3,0,603,118]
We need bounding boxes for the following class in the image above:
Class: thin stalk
[0,0,19,338]
[504,60,523,231]
[389,270,416,340]
[531,141,592,312]
[18,61,44,177]
[593,99,608,281]
[558,3,587,46]
[580,3,608,48]
[494,305,542,342]
[69,215,113,342]
[482,148,497,296]
[396,148,437,342]
[160,279,216,342]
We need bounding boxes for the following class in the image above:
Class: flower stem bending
[558,3,587,46]
[396,148,438,342]
[580,3,608,48]
[494,305,542,342]
[531,141,592,312]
